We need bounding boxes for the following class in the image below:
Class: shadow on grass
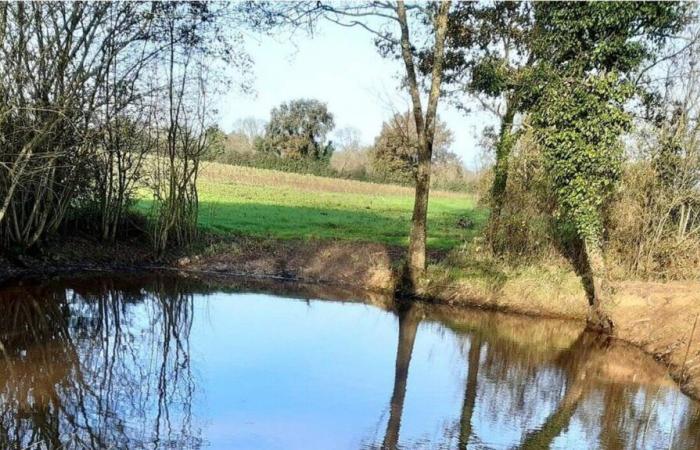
[195,200,488,251]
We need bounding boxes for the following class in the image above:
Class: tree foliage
[256,99,335,160]
[426,1,535,245]
[372,112,455,183]
[532,73,633,243]
[528,2,688,246]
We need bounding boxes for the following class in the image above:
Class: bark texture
[584,239,614,333]
[396,0,451,290]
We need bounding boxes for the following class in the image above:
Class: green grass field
[144,162,487,250]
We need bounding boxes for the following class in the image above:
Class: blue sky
[219,22,497,169]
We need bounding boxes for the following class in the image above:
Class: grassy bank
[139,162,487,250]
[136,162,588,313]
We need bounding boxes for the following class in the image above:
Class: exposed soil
[609,281,700,399]
[182,238,401,292]
[2,235,700,400]
[0,236,175,283]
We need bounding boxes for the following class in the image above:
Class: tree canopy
[256,99,335,160]
[372,112,455,183]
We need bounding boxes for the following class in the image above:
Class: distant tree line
[205,100,475,192]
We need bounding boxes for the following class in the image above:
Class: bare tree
[610,24,700,279]
[0,2,121,247]
[0,2,248,251]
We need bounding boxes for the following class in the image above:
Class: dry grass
[199,161,467,199]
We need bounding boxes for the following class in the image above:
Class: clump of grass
[421,236,586,312]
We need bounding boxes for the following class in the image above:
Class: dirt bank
[0,235,184,287]
[2,235,700,400]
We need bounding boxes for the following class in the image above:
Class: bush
[607,161,700,280]
[214,152,339,178]
[484,131,563,261]
[481,123,700,280]
[330,148,372,179]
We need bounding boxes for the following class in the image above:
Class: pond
[0,274,698,449]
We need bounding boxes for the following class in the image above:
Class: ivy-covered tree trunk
[487,97,516,248]
[532,72,633,334]
[584,238,614,332]
[525,2,687,334]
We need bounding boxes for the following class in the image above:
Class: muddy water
[0,274,698,450]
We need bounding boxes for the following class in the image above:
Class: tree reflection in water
[0,276,698,449]
[381,303,420,450]
[0,277,200,449]
[376,305,700,449]
[457,334,481,449]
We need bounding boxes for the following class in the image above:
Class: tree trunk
[487,97,516,249]
[584,238,614,333]
[407,161,431,285]
[396,0,451,290]
[382,304,420,450]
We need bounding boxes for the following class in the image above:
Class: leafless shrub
[0,2,248,251]
[607,26,700,280]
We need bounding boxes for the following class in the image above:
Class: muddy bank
[2,235,700,400]
[181,238,401,291]
[0,237,178,285]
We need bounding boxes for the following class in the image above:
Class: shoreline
[2,235,700,401]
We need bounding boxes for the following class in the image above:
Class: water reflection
[458,334,481,449]
[0,275,697,449]
[425,306,700,449]
[381,303,420,450]
[0,277,200,449]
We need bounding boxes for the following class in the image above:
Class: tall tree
[424,2,534,248]
[394,1,452,288]
[242,1,454,290]
[526,2,689,330]
[469,3,534,247]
